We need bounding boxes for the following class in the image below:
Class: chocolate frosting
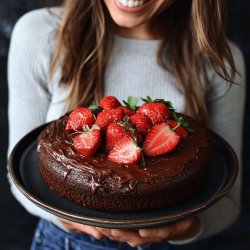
[37,114,212,193]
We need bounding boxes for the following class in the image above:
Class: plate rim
[8,124,239,228]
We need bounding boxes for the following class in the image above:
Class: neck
[115,16,165,40]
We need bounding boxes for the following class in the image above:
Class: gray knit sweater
[7,8,245,243]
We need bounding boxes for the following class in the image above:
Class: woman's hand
[96,217,201,247]
[59,218,105,240]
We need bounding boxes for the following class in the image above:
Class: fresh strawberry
[106,123,131,152]
[143,122,180,157]
[108,136,142,166]
[73,125,101,157]
[106,120,143,152]
[95,108,125,131]
[129,113,153,135]
[137,102,170,125]
[99,96,121,110]
[117,106,135,117]
[66,107,95,131]
[167,120,189,138]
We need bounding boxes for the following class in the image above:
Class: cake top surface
[38,96,212,191]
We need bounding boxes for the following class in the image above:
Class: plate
[8,124,238,229]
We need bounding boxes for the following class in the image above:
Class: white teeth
[118,0,146,8]
[128,0,134,7]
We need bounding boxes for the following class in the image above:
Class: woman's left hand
[96,217,201,247]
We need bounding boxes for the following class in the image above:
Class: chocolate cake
[37,113,212,212]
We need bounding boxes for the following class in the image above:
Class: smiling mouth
[118,0,150,8]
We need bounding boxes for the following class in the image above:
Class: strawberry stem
[116,116,137,141]
[172,123,180,131]
[175,116,195,133]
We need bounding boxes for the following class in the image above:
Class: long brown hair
[50,0,236,124]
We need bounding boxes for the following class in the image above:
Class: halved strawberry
[99,96,121,110]
[167,120,189,138]
[137,102,170,125]
[66,107,95,131]
[73,126,101,157]
[143,122,180,157]
[108,137,142,166]
[129,113,153,135]
[95,108,125,131]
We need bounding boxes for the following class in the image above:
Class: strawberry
[129,113,153,135]
[137,102,170,125]
[95,108,125,131]
[117,106,135,117]
[108,137,142,166]
[106,119,143,152]
[66,107,95,131]
[105,123,131,152]
[99,96,121,110]
[167,120,189,138]
[73,125,101,157]
[143,122,180,157]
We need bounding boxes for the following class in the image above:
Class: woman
[8,0,245,249]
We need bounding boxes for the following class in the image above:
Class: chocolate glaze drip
[37,115,212,193]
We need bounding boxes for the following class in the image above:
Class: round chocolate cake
[37,113,213,212]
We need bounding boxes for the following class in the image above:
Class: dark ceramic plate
[8,124,238,229]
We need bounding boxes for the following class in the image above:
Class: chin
[116,21,141,29]
[111,15,144,29]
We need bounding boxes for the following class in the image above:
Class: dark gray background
[0,1,249,249]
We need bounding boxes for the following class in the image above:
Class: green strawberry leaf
[141,96,153,103]
[128,96,139,109]
[123,96,139,111]
[88,102,102,116]
[171,112,178,120]
[175,116,195,133]
[154,98,165,103]
[165,101,174,110]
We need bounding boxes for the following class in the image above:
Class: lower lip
[114,0,154,13]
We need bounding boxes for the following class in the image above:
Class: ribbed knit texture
[7,8,245,243]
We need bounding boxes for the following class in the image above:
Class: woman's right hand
[59,218,105,240]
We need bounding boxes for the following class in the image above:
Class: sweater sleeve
[170,42,245,245]
[7,9,61,224]
[195,42,245,240]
